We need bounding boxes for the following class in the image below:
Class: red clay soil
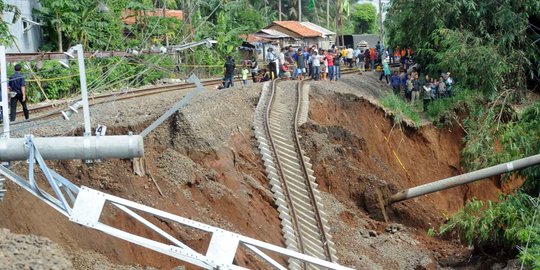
[304,91,506,222]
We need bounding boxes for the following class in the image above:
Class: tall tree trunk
[56,12,63,52]
[336,0,340,46]
[163,3,169,47]
[326,0,329,28]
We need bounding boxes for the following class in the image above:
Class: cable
[5,0,216,136]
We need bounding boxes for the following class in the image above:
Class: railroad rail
[254,79,336,269]
[9,78,224,124]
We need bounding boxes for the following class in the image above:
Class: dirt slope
[0,73,512,269]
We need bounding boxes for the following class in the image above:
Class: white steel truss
[0,136,353,270]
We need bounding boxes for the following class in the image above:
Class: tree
[0,1,20,45]
[350,3,377,34]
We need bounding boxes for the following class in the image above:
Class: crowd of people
[221,42,456,114]
[221,42,395,89]
[389,67,455,112]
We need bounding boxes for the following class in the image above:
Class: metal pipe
[75,44,91,136]
[1,46,10,137]
[0,135,144,161]
[389,154,540,203]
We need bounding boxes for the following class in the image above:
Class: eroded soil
[0,73,516,269]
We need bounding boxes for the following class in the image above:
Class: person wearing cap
[9,64,29,121]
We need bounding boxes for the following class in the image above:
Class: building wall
[4,0,42,53]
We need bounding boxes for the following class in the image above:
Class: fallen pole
[0,135,144,161]
[389,153,540,204]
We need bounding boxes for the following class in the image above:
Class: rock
[385,223,405,234]
[368,230,378,237]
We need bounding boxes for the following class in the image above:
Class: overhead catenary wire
[4,0,218,137]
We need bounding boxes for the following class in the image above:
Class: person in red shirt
[326,50,335,81]
[369,48,376,71]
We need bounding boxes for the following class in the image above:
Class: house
[4,0,43,53]
[300,22,335,49]
[263,21,325,48]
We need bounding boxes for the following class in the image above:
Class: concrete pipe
[389,153,540,204]
[0,135,144,161]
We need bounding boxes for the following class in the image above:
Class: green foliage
[426,87,478,127]
[387,2,540,265]
[0,1,20,45]
[27,61,79,100]
[385,0,540,98]
[381,93,420,127]
[461,100,540,191]
[435,193,540,268]
[350,3,377,34]
[24,55,175,102]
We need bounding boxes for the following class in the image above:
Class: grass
[426,87,478,127]
[380,93,421,127]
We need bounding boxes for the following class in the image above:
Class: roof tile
[270,21,322,38]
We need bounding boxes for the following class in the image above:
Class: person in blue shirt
[9,64,29,121]
[391,71,401,95]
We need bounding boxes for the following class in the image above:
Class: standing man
[358,50,366,72]
[223,56,235,88]
[250,56,259,83]
[346,46,354,68]
[9,64,29,121]
[266,48,278,80]
[279,48,286,72]
[295,49,306,81]
[333,47,342,81]
[311,50,321,80]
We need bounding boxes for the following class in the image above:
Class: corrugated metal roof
[258,29,291,39]
[300,22,335,37]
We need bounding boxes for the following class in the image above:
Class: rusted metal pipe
[389,154,540,204]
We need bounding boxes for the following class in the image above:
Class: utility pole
[279,0,282,21]
[379,0,384,46]
[0,46,9,137]
[299,0,302,22]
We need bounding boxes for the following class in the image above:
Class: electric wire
[3,0,223,138]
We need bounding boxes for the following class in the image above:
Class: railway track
[10,78,225,124]
[254,79,336,269]
[12,68,362,124]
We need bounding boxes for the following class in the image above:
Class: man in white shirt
[311,50,321,81]
[346,46,354,68]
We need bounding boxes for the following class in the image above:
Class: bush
[434,193,540,268]
[25,55,178,102]
[426,86,479,127]
[381,93,420,127]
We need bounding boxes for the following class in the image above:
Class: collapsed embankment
[0,73,514,269]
